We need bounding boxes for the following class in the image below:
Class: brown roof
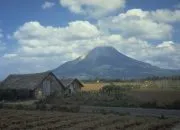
[60,78,84,88]
[0,72,64,90]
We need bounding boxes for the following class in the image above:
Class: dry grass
[82,82,180,107]
[83,80,180,91]
[0,109,179,130]
[129,89,180,105]
[82,83,107,91]
[82,82,138,91]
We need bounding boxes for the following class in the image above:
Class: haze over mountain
[53,46,180,79]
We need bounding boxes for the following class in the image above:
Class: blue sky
[0,0,180,79]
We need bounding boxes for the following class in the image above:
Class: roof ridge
[0,71,53,90]
[8,71,51,76]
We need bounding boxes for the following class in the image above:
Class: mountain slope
[53,46,180,79]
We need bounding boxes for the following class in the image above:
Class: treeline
[83,75,180,83]
[141,76,180,81]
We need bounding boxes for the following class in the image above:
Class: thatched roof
[60,78,84,88]
[0,72,61,90]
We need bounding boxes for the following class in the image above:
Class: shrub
[3,104,14,109]
[165,100,180,109]
[50,105,80,112]
[67,105,80,112]
[140,101,158,108]
[101,84,132,95]
[0,103,3,109]
[99,109,107,115]
[159,114,166,119]
[171,100,180,109]
[14,104,24,110]
[36,104,46,110]
[24,105,36,110]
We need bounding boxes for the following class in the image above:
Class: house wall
[0,89,34,100]
[68,81,81,94]
[34,75,64,99]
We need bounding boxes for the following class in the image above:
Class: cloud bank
[0,1,180,79]
[1,19,180,77]
[59,0,126,17]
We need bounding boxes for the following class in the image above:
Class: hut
[0,72,65,100]
[60,78,84,94]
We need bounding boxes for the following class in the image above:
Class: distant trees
[82,75,180,83]
[142,76,180,81]
[101,83,132,94]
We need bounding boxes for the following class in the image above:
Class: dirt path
[5,100,38,105]
[172,123,180,130]
[80,106,180,118]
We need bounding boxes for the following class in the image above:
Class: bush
[50,105,80,112]
[99,109,107,115]
[159,114,166,119]
[171,100,180,109]
[101,84,132,95]
[2,104,15,109]
[165,100,180,109]
[36,103,47,110]
[14,104,24,110]
[140,101,158,108]
[23,105,36,110]
[0,103,3,109]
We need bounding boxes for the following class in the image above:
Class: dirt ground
[0,109,179,130]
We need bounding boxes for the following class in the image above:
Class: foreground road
[80,106,180,118]
[172,123,180,130]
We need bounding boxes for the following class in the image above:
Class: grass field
[0,109,179,130]
[82,82,180,108]
[129,89,180,105]
[82,80,180,91]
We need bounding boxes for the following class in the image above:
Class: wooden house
[0,72,65,99]
[60,78,84,94]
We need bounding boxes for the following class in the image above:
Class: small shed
[60,78,84,94]
[0,72,65,100]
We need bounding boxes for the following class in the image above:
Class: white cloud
[157,41,175,50]
[2,19,180,77]
[148,41,180,69]
[120,9,180,23]
[14,21,100,43]
[12,21,101,59]
[2,21,102,74]
[59,0,126,17]
[42,1,55,9]
[98,9,176,40]
[3,54,17,58]
[150,9,180,23]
